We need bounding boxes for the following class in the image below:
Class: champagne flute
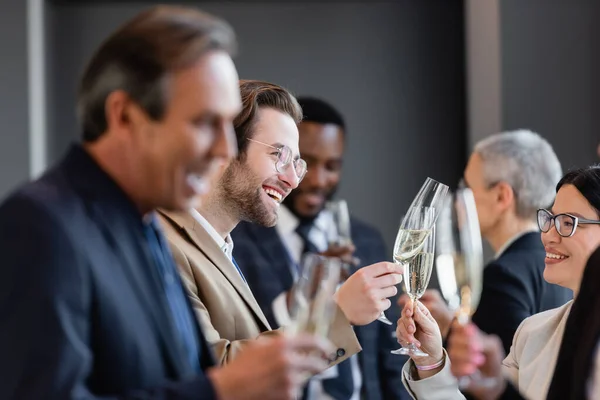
[391,222,436,356]
[435,189,483,325]
[325,199,352,248]
[287,253,342,338]
[436,189,495,388]
[325,199,355,276]
[378,177,449,325]
[286,254,342,399]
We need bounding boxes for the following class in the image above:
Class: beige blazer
[401,301,575,400]
[158,209,361,366]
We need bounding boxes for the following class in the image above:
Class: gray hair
[474,129,562,219]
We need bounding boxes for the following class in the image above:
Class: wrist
[413,351,445,380]
[413,349,444,368]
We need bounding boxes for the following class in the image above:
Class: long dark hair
[547,165,600,399]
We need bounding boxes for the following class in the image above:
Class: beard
[219,160,278,227]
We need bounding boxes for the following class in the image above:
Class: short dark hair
[233,80,302,155]
[78,5,237,142]
[296,96,346,131]
[556,165,600,217]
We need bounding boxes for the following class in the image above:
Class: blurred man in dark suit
[406,130,572,355]
[0,6,331,399]
[232,97,409,399]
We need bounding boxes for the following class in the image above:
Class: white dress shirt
[189,208,234,260]
[274,205,362,400]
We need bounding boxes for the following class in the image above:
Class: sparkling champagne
[404,252,434,298]
[393,229,431,264]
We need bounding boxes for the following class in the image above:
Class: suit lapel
[89,201,192,376]
[159,210,271,331]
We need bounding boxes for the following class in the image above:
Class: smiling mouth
[546,252,568,260]
[263,187,283,203]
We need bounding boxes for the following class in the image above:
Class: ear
[104,90,147,138]
[494,181,515,213]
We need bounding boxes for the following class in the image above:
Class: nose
[303,165,328,190]
[278,163,300,189]
[210,122,237,162]
[541,221,562,244]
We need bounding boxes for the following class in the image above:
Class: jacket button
[336,348,346,358]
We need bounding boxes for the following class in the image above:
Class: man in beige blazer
[159,80,403,368]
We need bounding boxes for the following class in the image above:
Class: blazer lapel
[61,145,192,376]
[159,210,271,331]
[88,201,192,376]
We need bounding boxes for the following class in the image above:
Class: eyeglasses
[537,208,600,238]
[247,138,307,181]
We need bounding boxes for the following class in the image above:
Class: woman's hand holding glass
[395,300,445,377]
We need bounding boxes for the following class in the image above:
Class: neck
[83,140,152,216]
[197,189,239,239]
[485,214,538,253]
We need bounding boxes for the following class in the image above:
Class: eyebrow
[549,209,590,219]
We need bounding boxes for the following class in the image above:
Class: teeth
[546,252,567,260]
[264,188,282,202]
[187,175,208,195]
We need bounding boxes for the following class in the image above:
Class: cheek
[579,231,600,261]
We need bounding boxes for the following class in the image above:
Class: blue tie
[144,218,201,372]
[231,256,247,284]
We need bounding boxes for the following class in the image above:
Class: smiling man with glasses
[156,80,401,374]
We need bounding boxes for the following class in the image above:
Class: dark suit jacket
[0,144,217,399]
[232,215,409,400]
[472,232,573,355]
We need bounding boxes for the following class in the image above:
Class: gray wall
[501,0,600,171]
[46,1,467,252]
[0,0,30,197]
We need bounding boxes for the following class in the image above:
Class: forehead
[553,184,597,218]
[166,51,241,117]
[464,153,486,184]
[252,107,299,152]
[298,121,344,153]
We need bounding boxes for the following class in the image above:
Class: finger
[374,285,398,300]
[400,311,417,336]
[396,317,416,344]
[369,272,403,289]
[415,301,437,324]
[361,262,403,279]
[403,299,414,318]
[378,298,392,311]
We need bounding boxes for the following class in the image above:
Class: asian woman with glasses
[397,165,600,400]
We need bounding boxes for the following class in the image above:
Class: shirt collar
[276,205,331,236]
[189,208,234,259]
